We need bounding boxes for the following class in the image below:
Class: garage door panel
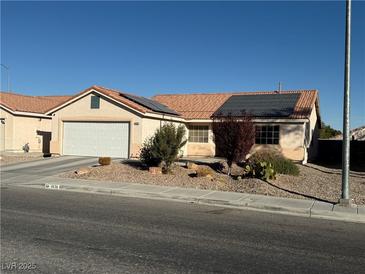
[63,122,129,158]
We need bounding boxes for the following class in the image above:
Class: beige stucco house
[0,93,70,153]
[153,89,321,163]
[44,86,185,158]
[1,85,320,163]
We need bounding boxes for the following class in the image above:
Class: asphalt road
[1,186,365,273]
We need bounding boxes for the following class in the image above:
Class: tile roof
[45,85,179,116]
[1,87,318,120]
[153,90,318,120]
[0,92,71,114]
[92,86,178,115]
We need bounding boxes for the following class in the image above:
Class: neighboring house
[0,86,321,163]
[154,90,321,162]
[0,92,71,153]
[330,126,365,141]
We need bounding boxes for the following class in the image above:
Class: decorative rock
[98,157,111,166]
[196,165,215,177]
[186,162,199,170]
[149,166,162,175]
[75,167,90,175]
[220,162,245,176]
[205,174,214,180]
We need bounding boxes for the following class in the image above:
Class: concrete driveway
[0,156,99,185]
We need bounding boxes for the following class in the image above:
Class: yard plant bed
[61,161,365,205]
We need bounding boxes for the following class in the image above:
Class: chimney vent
[276,82,282,93]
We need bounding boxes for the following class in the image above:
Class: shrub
[139,123,187,173]
[22,143,30,153]
[212,113,255,176]
[139,137,162,167]
[98,157,111,166]
[250,151,299,176]
[244,161,276,181]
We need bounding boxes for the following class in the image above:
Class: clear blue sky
[1,1,364,130]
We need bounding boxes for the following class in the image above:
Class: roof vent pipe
[277,82,282,93]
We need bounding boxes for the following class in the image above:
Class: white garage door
[63,122,129,158]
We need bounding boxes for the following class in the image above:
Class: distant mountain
[330,126,365,140]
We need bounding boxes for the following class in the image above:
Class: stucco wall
[306,106,319,161]
[0,108,14,151]
[140,118,188,157]
[250,122,306,161]
[186,123,215,157]
[185,121,307,161]
[0,107,52,152]
[50,92,144,156]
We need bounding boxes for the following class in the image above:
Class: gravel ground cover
[0,153,45,166]
[61,161,365,205]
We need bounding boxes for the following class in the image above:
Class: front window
[188,125,209,143]
[255,125,279,144]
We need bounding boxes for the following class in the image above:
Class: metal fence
[317,139,365,164]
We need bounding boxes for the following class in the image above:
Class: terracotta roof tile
[153,90,318,120]
[45,85,177,115]
[1,87,318,120]
[0,92,71,114]
[83,86,150,114]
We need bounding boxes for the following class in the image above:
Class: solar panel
[213,93,300,117]
[122,93,179,116]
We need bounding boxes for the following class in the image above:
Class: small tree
[212,113,255,176]
[140,123,187,173]
[319,122,341,139]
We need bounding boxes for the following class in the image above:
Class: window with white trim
[188,125,209,143]
[255,125,280,144]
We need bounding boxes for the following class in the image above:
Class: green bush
[244,161,276,181]
[250,151,299,176]
[139,123,187,173]
[139,137,162,167]
[98,157,111,166]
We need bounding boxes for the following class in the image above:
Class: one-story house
[0,92,71,153]
[44,86,184,158]
[0,85,321,163]
[154,89,321,162]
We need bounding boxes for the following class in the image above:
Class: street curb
[17,182,365,224]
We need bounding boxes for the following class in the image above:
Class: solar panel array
[213,93,300,117]
[122,93,179,116]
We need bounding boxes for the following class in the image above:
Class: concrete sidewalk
[15,176,365,224]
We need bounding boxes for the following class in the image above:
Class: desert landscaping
[62,160,365,205]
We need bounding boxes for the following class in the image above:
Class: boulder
[195,165,215,177]
[75,167,90,175]
[149,166,162,175]
[219,162,245,176]
[186,162,199,170]
[205,174,214,181]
